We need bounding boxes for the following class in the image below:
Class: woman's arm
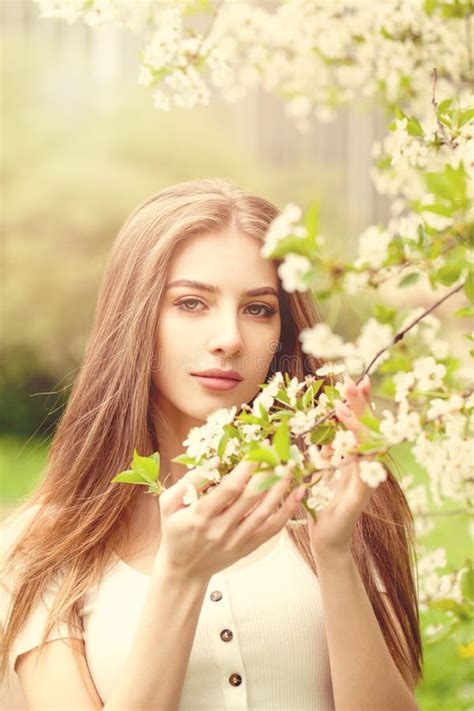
[316,550,419,711]
[105,553,210,711]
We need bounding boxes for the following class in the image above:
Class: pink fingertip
[295,486,306,502]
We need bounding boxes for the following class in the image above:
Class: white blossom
[299,323,345,359]
[426,394,464,420]
[413,356,446,391]
[393,371,415,403]
[380,407,421,445]
[315,362,346,377]
[278,254,312,293]
[289,408,318,435]
[330,429,358,466]
[359,460,387,488]
[354,225,392,269]
[261,203,305,257]
[182,481,199,507]
[307,482,336,512]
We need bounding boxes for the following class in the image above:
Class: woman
[0,178,422,710]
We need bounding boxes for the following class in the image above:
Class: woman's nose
[207,311,244,356]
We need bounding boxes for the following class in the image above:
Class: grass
[1,435,472,709]
[0,434,49,517]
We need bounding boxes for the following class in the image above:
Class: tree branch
[312,280,465,428]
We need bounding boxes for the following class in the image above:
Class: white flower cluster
[300,319,393,376]
[416,546,466,612]
[412,412,474,509]
[250,371,284,416]
[36,1,470,142]
[182,405,238,464]
[260,203,305,258]
[307,481,336,512]
[36,0,160,30]
[277,254,312,293]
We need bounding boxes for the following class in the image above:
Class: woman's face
[152,229,281,425]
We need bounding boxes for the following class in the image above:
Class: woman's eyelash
[175,298,277,318]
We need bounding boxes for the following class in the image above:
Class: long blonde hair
[0,178,422,690]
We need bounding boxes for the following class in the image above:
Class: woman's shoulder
[1,504,41,549]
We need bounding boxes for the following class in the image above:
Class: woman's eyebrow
[166,279,278,298]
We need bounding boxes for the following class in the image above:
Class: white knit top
[0,506,385,710]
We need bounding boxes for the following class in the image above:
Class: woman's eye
[176,298,204,311]
[246,304,278,318]
[175,299,277,318]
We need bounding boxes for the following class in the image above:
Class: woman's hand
[304,374,378,561]
[154,459,301,582]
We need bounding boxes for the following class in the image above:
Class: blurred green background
[1,4,472,709]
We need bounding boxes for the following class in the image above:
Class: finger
[195,460,259,517]
[360,373,371,400]
[236,475,301,537]
[333,399,367,442]
[342,376,370,418]
[320,444,333,459]
[231,471,293,525]
[309,444,334,485]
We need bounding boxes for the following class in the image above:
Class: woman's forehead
[167,230,279,287]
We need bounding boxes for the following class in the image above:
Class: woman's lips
[191,375,241,391]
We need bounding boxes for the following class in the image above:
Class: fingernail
[295,485,306,502]
[344,376,358,396]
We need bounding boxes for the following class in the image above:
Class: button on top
[229,672,242,686]
[220,628,233,642]
[210,590,223,602]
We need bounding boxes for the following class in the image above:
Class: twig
[362,281,464,377]
[431,67,456,152]
[312,280,465,428]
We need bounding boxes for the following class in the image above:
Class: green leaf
[304,202,320,239]
[314,289,332,300]
[244,447,279,467]
[373,304,397,324]
[111,470,152,485]
[223,423,240,438]
[398,272,420,288]
[275,389,291,405]
[302,379,323,407]
[406,116,424,137]
[429,598,471,619]
[217,431,230,459]
[378,355,412,374]
[459,107,474,127]
[172,454,198,466]
[323,385,338,400]
[454,307,474,318]
[461,565,474,601]
[236,412,262,425]
[273,421,290,462]
[310,426,335,445]
[438,98,454,114]
[435,262,463,286]
[150,452,160,467]
[357,441,384,453]
[259,402,269,422]
[424,163,467,207]
[465,272,474,304]
[359,413,381,432]
[131,449,159,484]
[270,409,293,419]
